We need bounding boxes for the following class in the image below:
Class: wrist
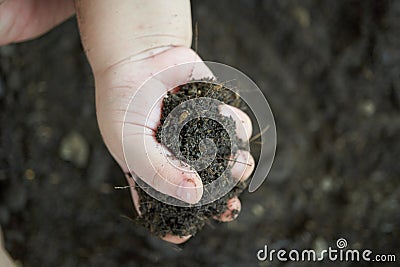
[75,0,192,74]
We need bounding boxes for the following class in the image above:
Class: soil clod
[135,81,251,237]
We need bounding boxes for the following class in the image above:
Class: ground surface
[0,1,399,266]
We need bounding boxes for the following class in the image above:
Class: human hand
[0,0,255,244]
[73,0,256,243]
[94,46,255,243]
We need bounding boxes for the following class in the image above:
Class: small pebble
[59,131,89,168]
[320,176,333,192]
[360,99,376,116]
[292,6,310,28]
[251,203,265,217]
[24,169,35,180]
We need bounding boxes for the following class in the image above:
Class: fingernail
[176,179,197,204]
[228,197,241,211]
[161,234,192,244]
[216,198,241,222]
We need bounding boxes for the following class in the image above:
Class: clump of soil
[134,80,251,237]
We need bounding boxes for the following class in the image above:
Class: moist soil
[0,1,399,266]
[135,81,249,237]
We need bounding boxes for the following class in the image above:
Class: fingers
[212,150,254,224]
[213,197,242,222]
[0,0,75,45]
[125,173,193,244]
[161,234,191,244]
[219,104,255,181]
[219,104,253,141]
[230,150,255,182]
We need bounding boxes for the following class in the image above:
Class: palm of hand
[95,47,254,243]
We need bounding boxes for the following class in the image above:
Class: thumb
[117,69,204,205]
[94,48,213,205]
[123,123,203,204]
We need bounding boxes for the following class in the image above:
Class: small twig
[194,21,199,53]
[120,214,137,223]
[215,156,253,166]
[249,124,270,143]
[114,185,135,190]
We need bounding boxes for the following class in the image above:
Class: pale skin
[0,0,255,246]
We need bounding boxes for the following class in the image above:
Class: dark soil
[136,81,249,237]
[0,1,399,266]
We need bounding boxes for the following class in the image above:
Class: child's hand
[95,46,255,243]
[0,0,255,244]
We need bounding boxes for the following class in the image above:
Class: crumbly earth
[135,81,250,237]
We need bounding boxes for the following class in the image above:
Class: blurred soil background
[0,0,399,266]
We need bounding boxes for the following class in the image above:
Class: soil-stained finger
[230,150,255,181]
[161,234,192,244]
[219,104,253,141]
[213,197,241,222]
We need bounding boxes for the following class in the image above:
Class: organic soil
[135,81,250,237]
